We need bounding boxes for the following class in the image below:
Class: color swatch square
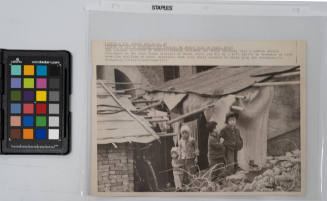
[23,128,33,139]
[49,78,60,89]
[36,65,47,76]
[49,91,59,101]
[24,78,34,88]
[10,116,21,127]
[36,129,47,139]
[49,104,59,114]
[10,128,21,139]
[10,90,21,101]
[23,116,33,126]
[11,78,21,88]
[49,66,60,76]
[36,103,47,114]
[23,103,34,114]
[36,91,47,101]
[23,91,34,101]
[11,65,21,76]
[49,129,59,140]
[36,116,46,127]
[10,103,21,114]
[24,65,34,75]
[49,116,59,127]
[36,78,47,88]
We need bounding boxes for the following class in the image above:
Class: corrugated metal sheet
[146,66,299,96]
[96,82,159,144]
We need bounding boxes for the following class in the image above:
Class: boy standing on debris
[219,112,243,174]
[171,147,184,190]
[179,125,199,184]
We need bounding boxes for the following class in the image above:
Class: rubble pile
[187,149,301,192]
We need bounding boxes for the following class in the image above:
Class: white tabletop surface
[0,0,326,201]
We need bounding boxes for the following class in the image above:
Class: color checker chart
[0,50,71,154]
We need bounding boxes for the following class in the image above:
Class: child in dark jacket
[207,121,225,167]
[219,112,243,174]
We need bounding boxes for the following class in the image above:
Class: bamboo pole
[167,104,215,125]
[253,81,300,87]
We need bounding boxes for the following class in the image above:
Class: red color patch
[23,103,34,114]
[36,103,47,114]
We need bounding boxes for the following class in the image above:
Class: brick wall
[97,143,134,192]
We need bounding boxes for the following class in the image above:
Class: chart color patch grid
[9,64,60,140]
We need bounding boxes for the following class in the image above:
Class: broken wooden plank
[144,115,168,119]
[167,104,215,125]
[148,118,169,123]
[98,80,142,85]
[135,101,163,113]
[274,71,300,78]
[114,88,140,93]
[98,81,159,140]
[231,106,244,111]
[253,81,300,87]
[132,99,160,104]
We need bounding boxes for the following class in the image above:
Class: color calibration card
[0,50,71,154]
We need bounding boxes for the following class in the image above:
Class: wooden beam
[235,95,245,99]
[132,99,160,104]
[231,106,244,111]
[274,72,300,78]
[114,88,140,93]
[167,104,215,125]
[253,81,300,87]
[157,132,178,137]
[135,101,163,113]
[98,80,142,85]
[148,118,169,123]
[144,115,167,119]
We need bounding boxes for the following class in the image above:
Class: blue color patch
[36,65,47,76]
[10,103,21,114]
[23,116,34,126]
[36,129,47,139]
[11,65,21,76]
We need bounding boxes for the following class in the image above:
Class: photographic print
[91,41,305,195]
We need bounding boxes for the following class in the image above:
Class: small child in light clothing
[171,147,184,190]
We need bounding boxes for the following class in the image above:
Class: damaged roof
[96,81,159,144]
[146,66,299,96]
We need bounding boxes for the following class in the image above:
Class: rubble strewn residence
[96,66,300,192]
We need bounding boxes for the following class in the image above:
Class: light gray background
[1,0,327,200]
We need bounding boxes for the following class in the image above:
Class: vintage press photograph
[95,65,302,193]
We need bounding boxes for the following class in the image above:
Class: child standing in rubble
[171,147,184,191]
[207,121,226,181]
[178,125,199,184]
[219,112,243,174]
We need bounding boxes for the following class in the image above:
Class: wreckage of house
[96,65,300,192]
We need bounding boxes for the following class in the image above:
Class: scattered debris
[177,149,301,192]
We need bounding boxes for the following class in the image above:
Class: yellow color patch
[23,129,33,139]
[24,65,34,75]
[36,91,47,101]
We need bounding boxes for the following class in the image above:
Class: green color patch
[36,116,46,127]
[10,90,21,101]
[24,78,34,88]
